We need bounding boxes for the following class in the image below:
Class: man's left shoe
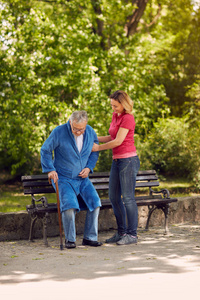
[82,238,102,247]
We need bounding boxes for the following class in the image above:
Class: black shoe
[65,240,76,249]
[82,238,102,247]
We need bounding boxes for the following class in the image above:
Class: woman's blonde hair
[109,90,133,114]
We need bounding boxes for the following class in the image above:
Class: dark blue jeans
[109,156,140,236]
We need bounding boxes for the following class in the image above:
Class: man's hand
[48,171,58,183]
[79,168,90,178]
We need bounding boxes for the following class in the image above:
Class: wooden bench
[21,170,178,246]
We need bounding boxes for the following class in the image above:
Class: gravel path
[1,223,200,300]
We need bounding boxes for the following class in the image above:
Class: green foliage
[0,0,199,186]
[138,117,200,186]
[186,78,200,128]
[144,0,200,117]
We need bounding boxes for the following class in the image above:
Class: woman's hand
[92,143,100,152]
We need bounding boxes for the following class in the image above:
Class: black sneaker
[105,232,124,243]
[65,240,76,249]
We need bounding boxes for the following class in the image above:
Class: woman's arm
[92,128,129,151]
[98,135,112,143]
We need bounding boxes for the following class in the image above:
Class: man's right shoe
[65,240,76,249]
[82,238,102,247]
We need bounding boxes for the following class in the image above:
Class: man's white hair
[70,111,88,123]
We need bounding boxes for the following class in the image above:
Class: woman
[92,90,140,245]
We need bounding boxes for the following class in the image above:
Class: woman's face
[110,99,124,114]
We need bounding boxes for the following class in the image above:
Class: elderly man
[40,111,102,249]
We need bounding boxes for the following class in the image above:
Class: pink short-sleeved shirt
[109,112,137,159]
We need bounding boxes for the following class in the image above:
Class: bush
[137,117,200,186]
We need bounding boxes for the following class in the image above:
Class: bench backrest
[21,170,159,196]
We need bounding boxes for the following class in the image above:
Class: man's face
[70,120,87,136]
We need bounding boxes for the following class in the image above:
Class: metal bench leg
[161,204,170,235]
[145,206,156,231]
[29,215,37,242]
[43,212,49,247]
[145,204,170,235]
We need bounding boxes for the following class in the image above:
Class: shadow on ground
[1,223,200,285]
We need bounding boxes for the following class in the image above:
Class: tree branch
[125,0,149,37]
[91,0,105,49]
[145,3,161,28]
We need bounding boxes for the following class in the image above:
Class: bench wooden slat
[21,174,47,181]
[23,181,160,194]
[22,176,159,188]
[101,197,177,207]
[90,175,158,183]
[90,178,109,183]
[21,170,157,182]
[24,187,55,194]
[136,181,159,188]
[135,195,162,200]
[136,175,158,181]
[23,181,51,187]
[89,172,110,178]
[89,170,157,178]
[93,181,160,190]
[136,198,178,206]
[137,170,156,175]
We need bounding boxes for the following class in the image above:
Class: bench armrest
[150,188,170,199]
[31,196,48,208]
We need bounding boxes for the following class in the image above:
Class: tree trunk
[91,0,105,49]
[125,0,149,37]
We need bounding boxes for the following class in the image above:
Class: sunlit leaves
[0,0,199,179]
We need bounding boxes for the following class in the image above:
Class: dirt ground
[1,223,200,300]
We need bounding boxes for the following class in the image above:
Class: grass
[0,191,58,213]
[0,173,59,213]
[157,177,199,197]
[0,176,199,213]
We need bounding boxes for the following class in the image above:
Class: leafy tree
[142,0,200,117]
[0,0,199,181]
